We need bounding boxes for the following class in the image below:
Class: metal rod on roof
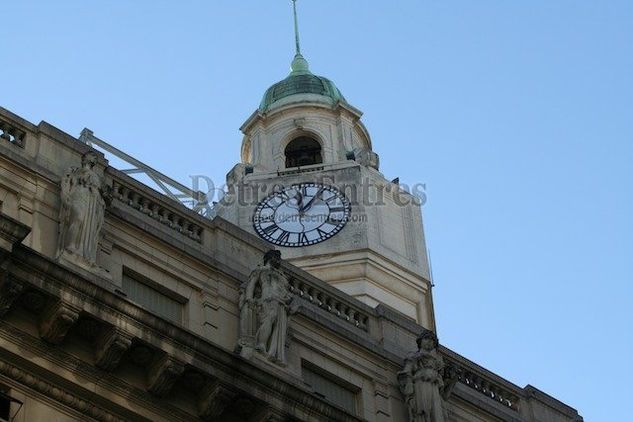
[292,0,301,54]
[78,128,207,203]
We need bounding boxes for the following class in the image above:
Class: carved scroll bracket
[198,381,237,421]
[0,275,23,317]
[39,301,80,345]
[147,354,185,397]
[95,327,133,372]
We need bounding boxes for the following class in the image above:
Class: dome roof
[259,54,345,113]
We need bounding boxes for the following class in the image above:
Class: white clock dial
[253,183,351,247]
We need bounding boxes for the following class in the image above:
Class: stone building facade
[0,52,582,421]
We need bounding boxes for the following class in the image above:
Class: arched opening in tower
[285,137,323,168]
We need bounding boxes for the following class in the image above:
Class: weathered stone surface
[0,211,30,254]
[95,327,133,372]
[238,250,292,366]
[57,150,110,278]
[198,381,236,420]
[39,301,80,344]
[0,275,22,316]
[352,147,379,170]
[147,354,185,397]
[253,407,288,422]
[398,330,456,422]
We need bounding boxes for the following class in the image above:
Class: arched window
[285,136,322,168]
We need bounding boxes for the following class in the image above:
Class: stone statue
[398,330,457,422]
[57,151,110,272]
[237,250,293,365]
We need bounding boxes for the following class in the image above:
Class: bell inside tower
[285,136,323,168]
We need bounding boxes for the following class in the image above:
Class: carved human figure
[57,151,108,266]
[398,330,456,422]
[238,250,292,365]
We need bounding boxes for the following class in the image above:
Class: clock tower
[216,3,435,329]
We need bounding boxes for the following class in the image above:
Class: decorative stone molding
[0,212,30,254]
[95,327,133,372]
[39,301,80,345]
[0,277,22,317]
[0,322,194,422]
[351,147,379,170]
[0,213,30,316]
[253,407,287,422]
[198,381,237,420]
[0,358,125,422]
[226,163,249,192]
[276,165,324,176]
[147,354,185,397]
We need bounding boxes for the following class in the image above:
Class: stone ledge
[524,385,583,419]
[451,383,522,422]
[293,302,402,365]
[107,203,252,286]
[0,211,30,253]
[441,346,523,398]
[0,106,39,133]
[0,322,200,422]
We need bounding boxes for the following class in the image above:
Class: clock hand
[300,187,323,213]
[287,190,303,210]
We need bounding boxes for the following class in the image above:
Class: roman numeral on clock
[327,216,343,224]
[323,193,336,203]
[262,224,278,235]
[277,230,290,243]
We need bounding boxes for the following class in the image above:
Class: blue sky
[3,1,632,420]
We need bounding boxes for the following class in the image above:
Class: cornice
[0,353,128,422]
[5,243,364,422]
[0,212,30,254]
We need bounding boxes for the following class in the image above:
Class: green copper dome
[259,53,345,112]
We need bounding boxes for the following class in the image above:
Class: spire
[290,0,310,74]
[292,0,301,55]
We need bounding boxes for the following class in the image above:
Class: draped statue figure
[57,151,109,272]
[398,330,458,422]
[237,250,293,365]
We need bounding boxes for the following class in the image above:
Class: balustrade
[442,353,521,412]
[111,178,203,243]
[288,277,369,332]
[0,119,25,147]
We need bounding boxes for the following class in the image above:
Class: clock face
[253,183,351,247]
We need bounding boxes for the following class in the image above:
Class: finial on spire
[290,0,310,74]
